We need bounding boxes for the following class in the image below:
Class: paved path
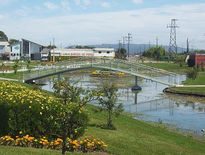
[176,85,205,88]
[0,77,19,81]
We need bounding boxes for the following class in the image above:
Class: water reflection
[39,72,205,135]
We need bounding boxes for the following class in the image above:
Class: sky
[0,0,205,49]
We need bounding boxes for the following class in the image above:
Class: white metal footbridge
[23,57,180,86]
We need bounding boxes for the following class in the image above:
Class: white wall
[10,43,21,60]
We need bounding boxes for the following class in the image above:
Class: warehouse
[50,48,115,62]
[188,53,205,67]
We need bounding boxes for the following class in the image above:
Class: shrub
[187,68,198,80]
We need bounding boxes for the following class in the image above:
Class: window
[98,51,102,54]
[0,45,4,50]
[14,53,16,56]
[107,51,110,54]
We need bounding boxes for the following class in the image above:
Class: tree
[53,80,97,155]
[142,47,167,60]
[9,39,19,45]
[47,45,57,49]
[187,67,198,80]
[0,31,8,41]
[1,63,5,75]
[187,59,195,67]
[116,48,127,59]
[26,60,31,72]
[13,60,19,74]
[98,83,123,129]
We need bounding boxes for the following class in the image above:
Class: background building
[0,41,10,60]
[188,53,205,67]
[10,39,43,60]
[50,48,115,62]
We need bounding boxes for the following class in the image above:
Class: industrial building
[188,53,205,67]
[10,39,43,60]
[49,48,115,62]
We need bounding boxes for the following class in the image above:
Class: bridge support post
[131,76,142,91]
[58,74,61,82]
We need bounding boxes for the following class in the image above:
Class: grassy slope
[85,105,205,155]
[171,73,205,94]
[143,63,189,73]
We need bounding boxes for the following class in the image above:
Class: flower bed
[0,135,107,153]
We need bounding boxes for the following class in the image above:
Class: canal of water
[37,71,205,136]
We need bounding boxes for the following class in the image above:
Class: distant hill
[86,44,187,55]
[67,44,187,55]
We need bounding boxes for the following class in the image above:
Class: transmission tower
[167,19,179,59]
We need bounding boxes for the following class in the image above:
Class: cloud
[101,2,110,8]
[83,0,91,6]
[132,0,143,4]
[0,0,15,6]
[74,0,81,6]
[1,3,205,49]
[0,15,3,19]
[44,2,59,10]
[61,0,70,11]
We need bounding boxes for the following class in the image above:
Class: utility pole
[126,33,132,60]
[118,40,122,50]
[186,38,189,54]
[122,36,126,49]
[167,19,179,61]
[156,37,159,47]
[149,41,151,49]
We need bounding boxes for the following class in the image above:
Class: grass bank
[165,73,205,97]
[143,62,189,73]
[1,81,205,155]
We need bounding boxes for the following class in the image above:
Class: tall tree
[98,83,123,129]
[0,31,8,41]
[9,39,19,45]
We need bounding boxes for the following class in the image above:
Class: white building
[50,48,115,62]
[10,39,43,60]
[10,42,21,60]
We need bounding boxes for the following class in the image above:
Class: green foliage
[13,60,19,74]
[187,68,198,80]
[1,63,5,75]
[0,31,8,41]
[142,47,168,60]
[26,60,31,72]
[47,45,57,49]
[52,79,97,154]
[8,39,19,45]
[98,83,123,129]
[115,48,127,59]
[201,63,204,72]
[193,50,205,54]
[75,45,93,49]
[187,58,195,67]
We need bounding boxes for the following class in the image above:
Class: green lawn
[183,73,205,85]
[1,104,205,155]
[1,81,205,155]
[84,105,205,155]
[0,146,83,155]
[170,73,205,95]
[143,63,190,73]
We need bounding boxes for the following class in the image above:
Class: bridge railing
[23,57,180,86]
